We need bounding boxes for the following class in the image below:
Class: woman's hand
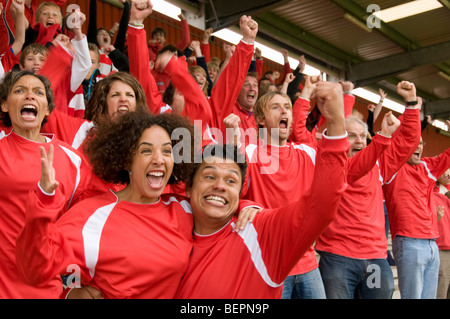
[39,145,59,194]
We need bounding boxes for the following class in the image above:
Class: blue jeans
[392,236,440,299]
[281,267,326,299]
[318,251,395,299]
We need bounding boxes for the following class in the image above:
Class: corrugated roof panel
[271,0,405,61]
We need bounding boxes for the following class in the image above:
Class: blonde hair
[189,65,209,96]
[254,91,292,130]
[36,2,63,26]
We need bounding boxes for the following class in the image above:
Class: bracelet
[379,100,384,103]
[128,22,144,28]
[406,100,418,106]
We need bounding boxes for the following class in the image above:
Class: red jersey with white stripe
[241,140,319,275]
[16,191,194,299]
[0,131,93,298]
[39,40,89,119]
[175,135,349,298]
[316,107,421,259]
[383,148,450,239]
[98,48,117,78]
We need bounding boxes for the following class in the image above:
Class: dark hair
[151,27,167,38]
[186,144,247,193]
[158,44,181,58]
[96,27,113,44]
[163,82,175,106]
[84,72,148,124]
[0,70,55,127]
[84,112,195,185]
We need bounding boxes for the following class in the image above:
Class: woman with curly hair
[0,70,96,298]
[16,111,199,298]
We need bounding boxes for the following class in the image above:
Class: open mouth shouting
[279,118,289,133]
[20,105,38,121]
[411,150,421,161]
[147,170,165,189]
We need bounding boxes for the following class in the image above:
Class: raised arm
[373,88,387,123]
[174,12,190,52]
[127,0,165,114]
[68,9,92,93]
[209,15,257,127]
[114,0,130,52]
[289,75,319,146]
[347,111,400,183]
[256,81,348,282]
[9,0,26,56]
[162,53,213,126]
[15,146,91,287]
[379,81,421,181]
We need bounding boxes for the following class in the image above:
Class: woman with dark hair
[41,71,151,194]
[16,111,198,298]
[0,70,95,298]
[43,71,148,149]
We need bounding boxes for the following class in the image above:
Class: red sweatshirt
[383,148,450,239]
[316,107,420,259]
[176,134,349,298]
[241,134,320,276]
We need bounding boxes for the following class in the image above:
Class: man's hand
[300,75,320,100]
[129,0,153,25]
[380,111,400,137]
[223,113,241,146]
[240,15,258,44]
[397,80,417,103]
[340,81,354,94]
[254,47,262,59]
[202,27,213,44]
[314,81,346,136]
[298,55,306,74]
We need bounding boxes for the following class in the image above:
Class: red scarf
[33,23,62,46]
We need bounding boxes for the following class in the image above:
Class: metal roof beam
[331,0,450,80]
[254,12,356,72]
[347,41,450,85]
[425,98,450,118]
[200,0,290,30]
